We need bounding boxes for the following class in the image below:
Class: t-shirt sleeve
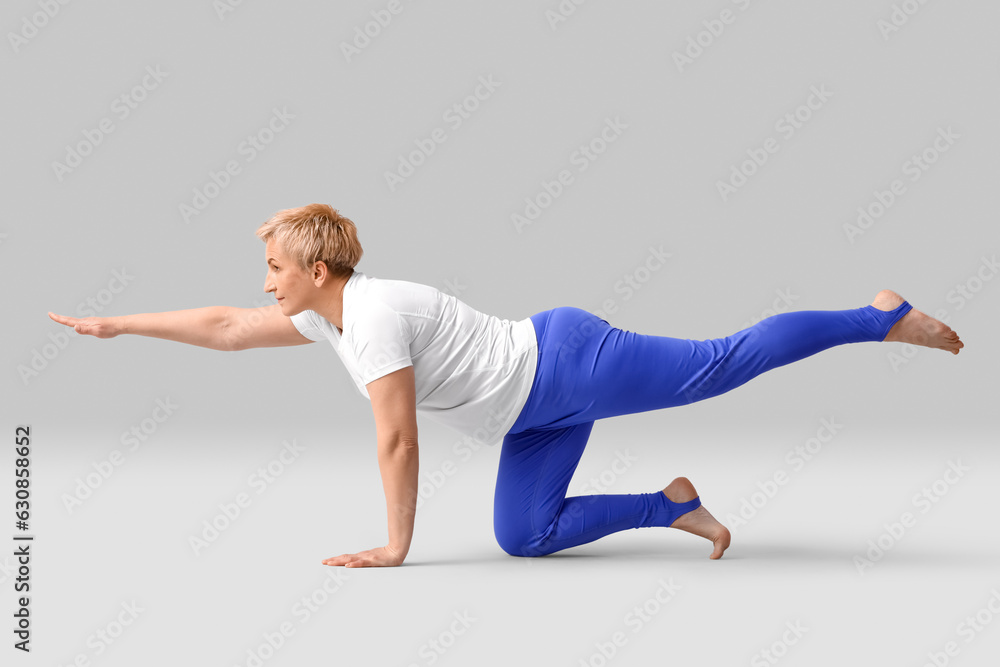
[288,309,326,342]
[350,300,413,385]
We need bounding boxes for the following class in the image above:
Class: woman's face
[264,239,312,315]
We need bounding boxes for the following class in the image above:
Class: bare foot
[663,477,731,560]
[871,289,964,354]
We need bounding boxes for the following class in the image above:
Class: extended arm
[322,365,419,568]
[48,304,312,350]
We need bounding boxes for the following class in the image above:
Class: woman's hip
[511,307,615,432]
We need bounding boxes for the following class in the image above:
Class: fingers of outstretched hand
[48,312,74,327]
[49,313,116,338]
[49,312,88,334]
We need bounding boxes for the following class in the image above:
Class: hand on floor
[322,545,405,568]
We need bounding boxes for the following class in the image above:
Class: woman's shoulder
[351,272,448,310]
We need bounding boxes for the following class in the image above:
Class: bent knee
[494,525,531,557]
[494,521,551,558]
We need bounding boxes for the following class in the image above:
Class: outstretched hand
[322,545,405,568]
[48,312,123,339]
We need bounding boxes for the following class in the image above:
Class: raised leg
[514,292,960,432]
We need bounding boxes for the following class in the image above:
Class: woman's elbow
[378,433,419,451]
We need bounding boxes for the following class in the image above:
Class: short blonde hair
[255,203,363,279]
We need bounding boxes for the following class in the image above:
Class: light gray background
[3,1,998,664]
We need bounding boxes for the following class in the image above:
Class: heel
[668,496,702,516]
[867,301,912,340]
[658,494,702,526]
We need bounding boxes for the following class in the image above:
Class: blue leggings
[493,300,913,557]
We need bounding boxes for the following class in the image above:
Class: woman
[48,203,965,568]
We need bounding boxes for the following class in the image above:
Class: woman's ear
[311,260,328,286]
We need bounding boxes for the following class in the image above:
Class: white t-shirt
[289,271,538,447]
